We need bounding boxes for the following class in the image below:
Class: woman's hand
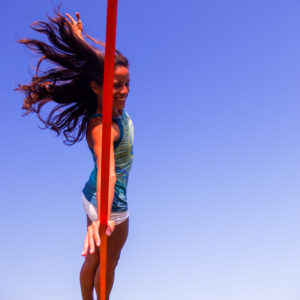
[65,12,83,39]
[81,220,115,256]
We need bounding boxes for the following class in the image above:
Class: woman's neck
[113,108,123,118]
[95,108,123,118]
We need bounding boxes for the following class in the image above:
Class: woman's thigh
[107,218,129,265]
[85,216,129,266]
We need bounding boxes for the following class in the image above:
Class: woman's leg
[94,218,129,300]
[80,216,100,300]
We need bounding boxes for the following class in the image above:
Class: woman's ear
[90,81,102,96]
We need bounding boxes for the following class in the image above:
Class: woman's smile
[113,66,130,109]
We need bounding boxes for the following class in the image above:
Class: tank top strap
[89,113,121,121]
[89,113,102,120]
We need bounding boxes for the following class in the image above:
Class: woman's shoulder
[87,115,120,147]
[86,117,102,148]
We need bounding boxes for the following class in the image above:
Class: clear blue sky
[1,0,300,299]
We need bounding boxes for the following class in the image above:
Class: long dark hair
[17,11,129,145]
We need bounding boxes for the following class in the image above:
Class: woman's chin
[114,102,126,110]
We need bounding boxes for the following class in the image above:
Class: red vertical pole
[97,1,118,300]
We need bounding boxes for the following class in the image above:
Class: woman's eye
[113,82,130,89]
[114,83,122,89]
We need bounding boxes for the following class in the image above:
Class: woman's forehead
[114,66,129,79]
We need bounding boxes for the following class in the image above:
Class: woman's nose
[121,85,128,94]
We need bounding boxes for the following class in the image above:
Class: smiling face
[112,66,130,110]
[90,65,130,114]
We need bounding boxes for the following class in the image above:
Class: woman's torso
[82,110,134,212]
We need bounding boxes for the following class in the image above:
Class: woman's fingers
[106,220,115,236]
[81,220,101,256]
[93,221,101,247]
[65,12,83,36]
[88,225,95,254]
[65,13,83,31]
[81,233,89,256]
[75,13,83,31]
[65,13,75,24]
[76,12,82,24]
[81,220,115,256]
[106,227,112,236]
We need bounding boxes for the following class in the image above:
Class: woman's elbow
[110,173,117,185]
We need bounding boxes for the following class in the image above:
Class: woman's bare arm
[82,119,118,256]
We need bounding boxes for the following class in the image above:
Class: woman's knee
[80,252,100,283]
[107,253,121,271]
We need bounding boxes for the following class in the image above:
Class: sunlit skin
[91,66,130,118]
[80,67,130,300]
[66,13,130,300]
[112,66,130,112]
[83,66,130,257]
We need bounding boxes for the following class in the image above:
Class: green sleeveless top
[82,110,134,212]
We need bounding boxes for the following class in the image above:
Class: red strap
[97,1,118,300]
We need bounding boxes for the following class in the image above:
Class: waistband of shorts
[82,193,129,226]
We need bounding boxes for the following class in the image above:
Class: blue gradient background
[1,0,300,299]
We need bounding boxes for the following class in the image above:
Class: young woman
[17,11,133,300]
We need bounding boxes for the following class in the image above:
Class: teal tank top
[82,110,134,212]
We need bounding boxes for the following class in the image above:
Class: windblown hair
[17,11,129,145]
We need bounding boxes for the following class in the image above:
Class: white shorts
[81,193,129,226]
